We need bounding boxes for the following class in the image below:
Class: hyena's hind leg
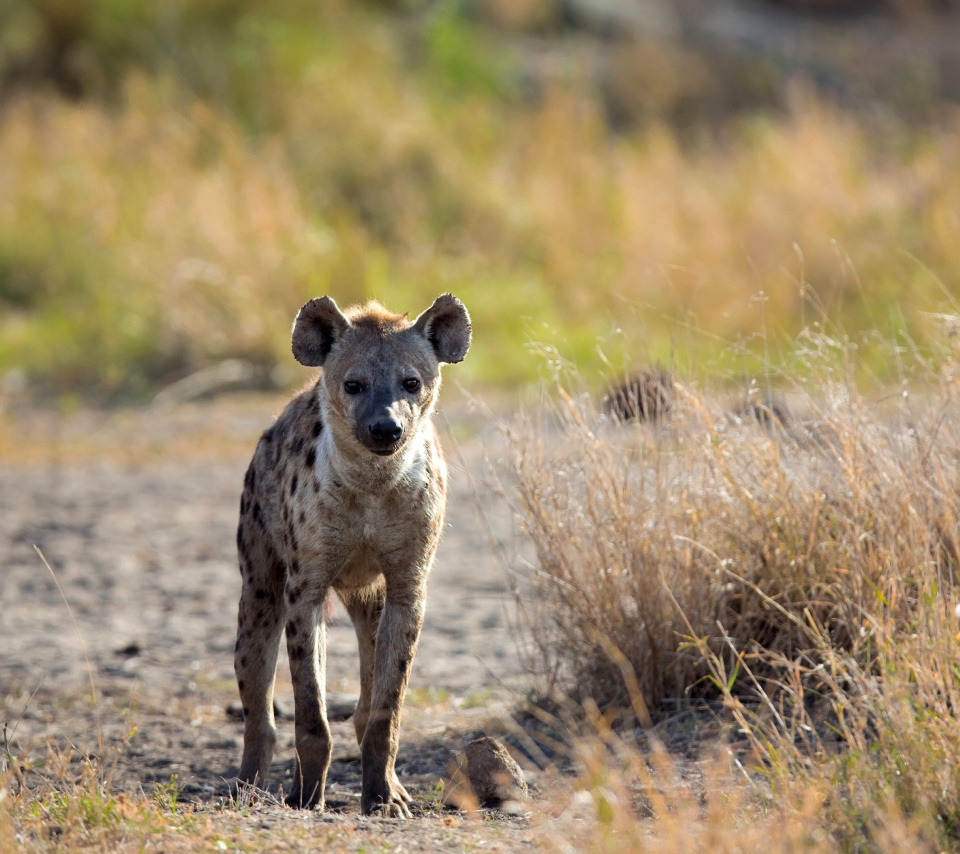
[234,505,287,789]
[340,584,411,806]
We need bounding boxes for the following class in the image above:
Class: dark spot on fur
[298,510,306,525]
[305,447,316,468]
[242,706,249,716]
[240,656,248,667]
[312,421,322,438]
[399,658,409,672]
[240,495,249,516]
[290,645,305,661]
[269,592,277,605]
[255,588,267,599]
[234,639,240,653]
[253,502,263,525]
[290,533,299,553]
[292,437,305,455]
[333,479,342,489]
[287,586,300,605]
[290,474,299,496]
[244,465,256,490]
[286,621,297,637]
[238,679,245,691]
[236,524,244,552]
[290,558,300,575]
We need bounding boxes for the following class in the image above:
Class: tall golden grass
[498,325,960,849]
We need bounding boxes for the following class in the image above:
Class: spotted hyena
[233,294,471,816]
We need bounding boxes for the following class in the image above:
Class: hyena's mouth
[360,435,404,457]
[369,447,398,457]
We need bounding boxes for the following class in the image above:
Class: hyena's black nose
[369,420,403,444]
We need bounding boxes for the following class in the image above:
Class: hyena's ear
[414,293,472,364]
[291,296,351,367]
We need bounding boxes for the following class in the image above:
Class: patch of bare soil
[0,396,538,850]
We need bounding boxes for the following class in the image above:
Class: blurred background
[1,0,960,404]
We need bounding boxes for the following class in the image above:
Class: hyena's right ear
[291,296,351,367]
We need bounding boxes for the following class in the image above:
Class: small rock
[444,736,528,809]
[115,641,141,657]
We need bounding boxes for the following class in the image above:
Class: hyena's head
[291,294,471,457]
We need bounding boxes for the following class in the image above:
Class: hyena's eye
[402,378,421,393]
[343,380,363,395]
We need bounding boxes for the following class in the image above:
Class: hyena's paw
[362,777,412,819]
[365,797,412,819]
[391,772,412,805]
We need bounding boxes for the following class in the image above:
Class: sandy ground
[0,394,542,849]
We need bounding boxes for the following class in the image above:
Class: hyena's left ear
[292,296,351,367]
[414,293,472,364]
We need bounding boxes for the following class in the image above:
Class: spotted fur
[233,294,471,817]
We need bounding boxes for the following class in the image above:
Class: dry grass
[530,740,937,853]
[0,736,509,853]
[1,759,346,854]
[497,323,960,850]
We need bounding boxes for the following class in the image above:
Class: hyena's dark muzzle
[357,390,406,456]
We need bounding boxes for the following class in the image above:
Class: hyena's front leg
[235,529,287,789]
[284,582,332,809]
[360,584,426,818]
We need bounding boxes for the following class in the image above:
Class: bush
[501,327,960,847]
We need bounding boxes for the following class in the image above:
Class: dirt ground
[0,393,546,851]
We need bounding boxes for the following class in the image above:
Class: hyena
[233,294,471,817]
